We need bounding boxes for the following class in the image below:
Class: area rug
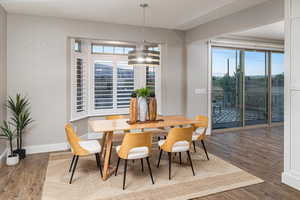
[41,147,263,200]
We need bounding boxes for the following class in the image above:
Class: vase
[138,97,148,122]
[129,97,138,123]
[6,153,19,166]
[148,97,157,121]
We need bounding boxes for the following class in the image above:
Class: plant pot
[13,149,26,160]
[138,97,148,122]
[6,153,19,166]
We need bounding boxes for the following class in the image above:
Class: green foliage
[7,94,33,150]
[135,87,151,98]
[131,91,137,98]
[0,121,16,156]
[149,91,155,97]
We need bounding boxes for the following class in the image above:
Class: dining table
[89,115,201,180]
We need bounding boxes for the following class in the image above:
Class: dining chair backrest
[65,123,89,156]
[118,132,152,159]
[194,115,208,128]
[192,115,208,135]
[161,127,194,152]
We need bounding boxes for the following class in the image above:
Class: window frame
[71,39,88,120]
[70,39,162,120]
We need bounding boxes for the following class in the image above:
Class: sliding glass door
[244,51,268,125]
[211,47,284,130]
[212,48,243,129]
[271,52,284,122]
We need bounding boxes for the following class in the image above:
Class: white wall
[7,14,185,147]
[0,5,7,157]
[186,41,209,118]
[186,0,284,43]
[282,0,300,190]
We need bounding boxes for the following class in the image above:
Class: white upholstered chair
[157,127,195,180]
[65,123,102,184]
[115,132,154,190]
[191,115,209,160]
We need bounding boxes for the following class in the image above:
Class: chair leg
[123,159,128,190]
[201,140,209,160]
[69,155,75,173]
[95,153,103,178]
[168,152,172,180]
[115,157,120,176]
[146,157,154,184]
[141,158,144,172]
[157,149,163,168]
[179,152,182,165]
[69,156,79,184]
[95,153,100,168]
[157,137,161,149]
[186,151,195,176]
[193,141,197,152]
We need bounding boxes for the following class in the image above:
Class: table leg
[102,131,114,180]
[100,133,107,160]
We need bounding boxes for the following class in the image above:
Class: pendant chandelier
[128,3,160,66]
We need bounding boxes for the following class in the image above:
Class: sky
[212,48,284,77]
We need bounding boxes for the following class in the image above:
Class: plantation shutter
[117,62,134,108]
[75,58,85,112]
[93,61,114,110]
[71,39,88,120]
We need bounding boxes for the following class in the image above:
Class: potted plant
[0,121,19,166]
[7,94,33,159]
[135,87,151,122]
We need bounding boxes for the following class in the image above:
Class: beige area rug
[42,147,263,200]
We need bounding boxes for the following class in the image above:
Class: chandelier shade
[128,3,160,67]
[128,47,160,66]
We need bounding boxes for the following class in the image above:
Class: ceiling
[1,0,268,30]
[234,21,284,40]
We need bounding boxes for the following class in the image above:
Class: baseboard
[23,133,102,155]
[282,171,300,190]
[24,142,69,155]
[0,148,7,167]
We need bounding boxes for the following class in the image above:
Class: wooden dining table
[89,115,201,180]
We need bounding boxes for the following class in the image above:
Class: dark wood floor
[1,126,300,200]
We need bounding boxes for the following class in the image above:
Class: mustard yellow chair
[65,123,102,184]
[192,115,209,160]
[115,132,154,190]
[157,127,195,180]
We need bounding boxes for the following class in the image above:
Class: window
[94,61,113,110]
[146,67,155,92]
[92,60,134,114]
[76,58,85,112]
[91,44,134,55]
[117,63,134,108]
[71,39,161,119]
[71,40,87,119]
[74,40,81,52]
